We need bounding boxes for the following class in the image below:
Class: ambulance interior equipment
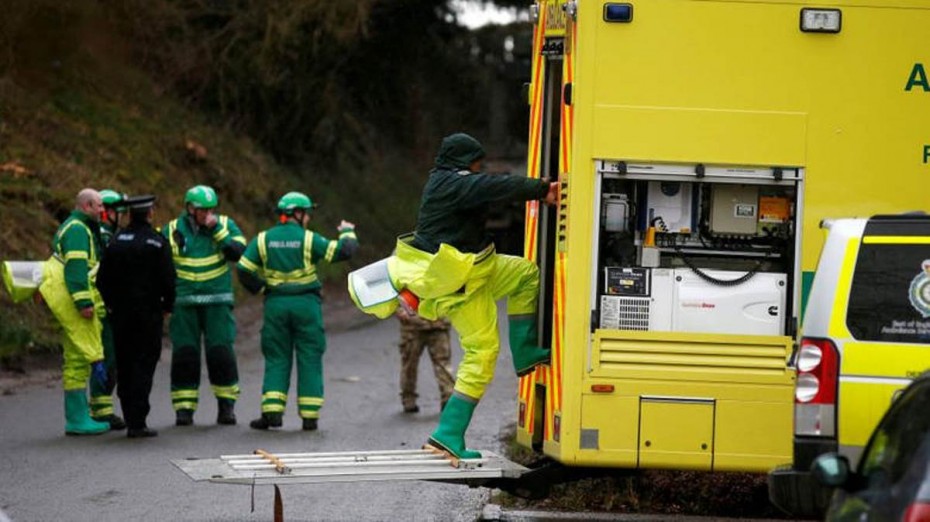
[593,162,800,337]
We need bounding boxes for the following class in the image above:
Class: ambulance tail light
[795,338,838,437]
[904,502,930,522]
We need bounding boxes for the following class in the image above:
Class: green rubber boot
[64,389,109,436]
[426,394,482,460]
[508,316,551,377]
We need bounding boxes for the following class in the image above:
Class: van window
[846,243,930,344]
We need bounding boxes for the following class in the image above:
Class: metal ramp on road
[172,448,528,487]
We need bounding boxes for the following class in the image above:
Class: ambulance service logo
[908,260,930,318]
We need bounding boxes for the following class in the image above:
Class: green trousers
[89,317,118,418]
[259,293,326,419]
[169,304,239,411]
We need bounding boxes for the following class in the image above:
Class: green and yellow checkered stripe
[212,384,240,401]
[89,395,115,417]
[261,390,288,414]
[171,388,200,411]
[298,396,324,419]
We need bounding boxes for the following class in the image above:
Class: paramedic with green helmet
[237,191,358,431]
[39,188,111,435]
[163,185,247,426]
[355,133,558,459]
[87,188,127,430]
[98,189,125,245]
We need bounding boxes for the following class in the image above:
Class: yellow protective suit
[352,237,539,400]
[39,258,104,391]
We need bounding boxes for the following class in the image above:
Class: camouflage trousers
[399,326,454,409]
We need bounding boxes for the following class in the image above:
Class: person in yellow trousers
[350,133,559,459]
[39,188,111,435]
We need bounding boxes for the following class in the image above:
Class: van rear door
[836,217,930,464]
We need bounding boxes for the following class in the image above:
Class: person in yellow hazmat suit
[350,133,559,459]
[39,188,111,435]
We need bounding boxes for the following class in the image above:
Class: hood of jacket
[433,133,486,171]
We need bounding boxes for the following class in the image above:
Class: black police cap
[124,195,156,210]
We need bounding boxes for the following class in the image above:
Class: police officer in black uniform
[97,195,176,438]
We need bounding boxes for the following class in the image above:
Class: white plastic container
[2,260,45,303]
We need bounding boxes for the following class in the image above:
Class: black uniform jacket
[97,221,176,318]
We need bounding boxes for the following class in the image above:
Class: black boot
[249,413,283,430]
[127,427,158,438]
[94,414,127,430]
[217,399,237,425]
[175,409,194,426]
[302,418,318,431]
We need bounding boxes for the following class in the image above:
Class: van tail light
[904,502,930,522]
[794,337,839,437]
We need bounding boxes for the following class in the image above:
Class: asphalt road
[0,296,519,522]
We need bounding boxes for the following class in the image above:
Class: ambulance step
[172,448,527,486]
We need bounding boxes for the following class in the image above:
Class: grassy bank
[0,5,412,358]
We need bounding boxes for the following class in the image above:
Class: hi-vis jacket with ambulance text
[163,213,246,305]
[236,221,358,295]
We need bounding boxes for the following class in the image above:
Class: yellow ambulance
[516,0,930,515]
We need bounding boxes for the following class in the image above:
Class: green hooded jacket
[410,133,548,254]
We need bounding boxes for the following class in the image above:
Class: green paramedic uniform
[89,196,122,424]
[39,210,110,435]
[163,212,246,416]
[237,218,358,424]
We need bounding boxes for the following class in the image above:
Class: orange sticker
[759,196,790,222]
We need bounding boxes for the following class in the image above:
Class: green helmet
[185,185,218,209]
[277,191,314,215]
[99,189,125,208]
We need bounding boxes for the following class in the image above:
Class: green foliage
[0,0,535,357]
[0,0,299,356]
[0,300,58,359]
[103,1,533,252]
[105,0,489,162]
